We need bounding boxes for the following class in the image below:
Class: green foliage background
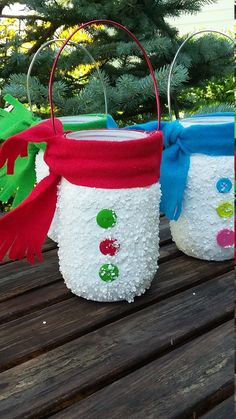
[0,0,234,123]
[0,0,234,212]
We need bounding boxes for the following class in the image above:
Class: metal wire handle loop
[26,38,108,114]
[167,29,234,120]
[49,19,161,133]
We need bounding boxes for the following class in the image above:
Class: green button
[216,202,233,218]
[96,209,117,229]
[99,264,119,282]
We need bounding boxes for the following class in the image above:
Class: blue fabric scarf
[125,114,234,220]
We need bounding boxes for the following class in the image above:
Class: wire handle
[27,38,108,114]
[49,19,161,133]
[167,30,234,120]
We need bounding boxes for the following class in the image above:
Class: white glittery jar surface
[36,150,59,242]
[170,116,234,261]
[54,129,161,303]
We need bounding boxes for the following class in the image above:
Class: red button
[99,239,120,256]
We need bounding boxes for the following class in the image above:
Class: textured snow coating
[35,150,49,181]
[170,154,234,261]
[35,150,59,242]
[57,181,161,302]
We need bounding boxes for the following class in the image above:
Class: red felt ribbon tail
[0,173,60,264]
[0,118,63,173]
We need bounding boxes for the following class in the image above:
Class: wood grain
[0,258,233,372]
[201,396,234,418]
[0,218,174,305]
[0,281,72,325]
[0,242,180,325]
[51,321,234,419]
[0,249,61,303]
[0,274,233,418]
[0,237,57,265]
[0,216,233,418]
[159,217,172,244]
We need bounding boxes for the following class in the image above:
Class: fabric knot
[162,120,185,148]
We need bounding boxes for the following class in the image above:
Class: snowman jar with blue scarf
[160,114,234,261]
[160,30,234,261]
[126,114,234,261]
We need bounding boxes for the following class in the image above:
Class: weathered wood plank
[0,259,233,372]
[158,241,182,263]
[159,217,171,244]
[42,238,58,253]
[0,276,233,418]
[0,218,173,303]
[0,249,61,303]
[0,281,72,325]
[0,237,57,266]
[0,242,181,324]
[0,240,232,309]
[51,322,234,419]
[201,396,234,418]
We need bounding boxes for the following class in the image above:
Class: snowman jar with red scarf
[0,20,163,303]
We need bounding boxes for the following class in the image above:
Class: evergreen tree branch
[0,14,49,21]
[26,22,61,55]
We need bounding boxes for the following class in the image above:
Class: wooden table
[0,217,234,418]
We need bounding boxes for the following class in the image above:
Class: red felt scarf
[0,119,163,264]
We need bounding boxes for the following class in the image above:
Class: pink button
[216,229,234,248]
